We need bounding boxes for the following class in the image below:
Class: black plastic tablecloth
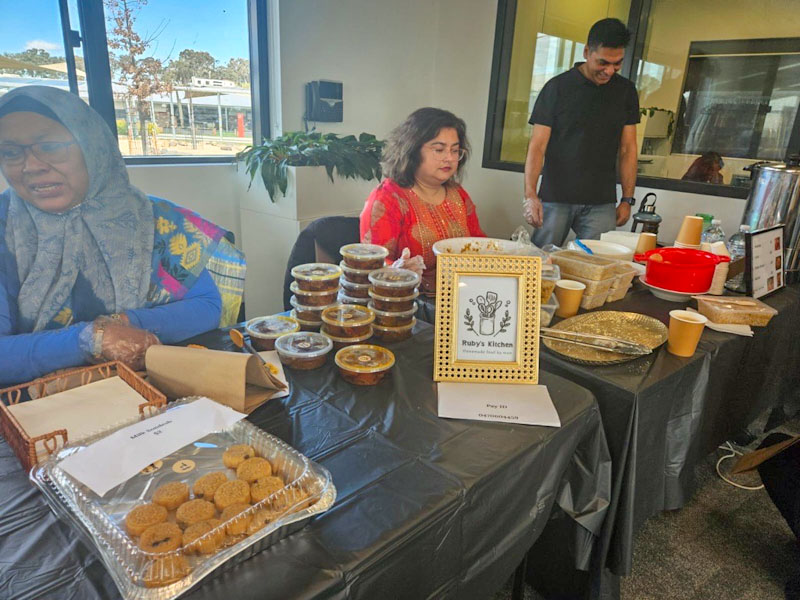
[0,323,611,600]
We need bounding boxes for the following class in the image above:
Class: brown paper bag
[145,346,287,413]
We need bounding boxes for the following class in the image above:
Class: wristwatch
[620,197,636,206]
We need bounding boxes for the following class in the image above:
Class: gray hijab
[0,86,153,332]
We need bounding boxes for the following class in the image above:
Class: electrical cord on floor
[716,441,764,490]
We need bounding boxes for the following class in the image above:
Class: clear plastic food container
[550,250,619,281]
[245,315,300,351]
[339,243,389,270]
[274,332,333,370]
[289,310,322,332]
[368,302,417,327]
[289,296,337,322]
[337,291,370,306]
[339,277,371,299]
[540,294,559,327]
[372,319,415,343]
[320,325,373,349]
[334,344,395,385]
[541,264,560,304]
[368,268,421,298]
[580,290,611,310]
[695,296,778,326]
[339,261,373,284]
[367,288,419,312]
[320,304,375,338]
[561,272,617,296]
[289,282,340,307]
[605,263,637,303]
[290,263,342,292]
[30,399,336,600]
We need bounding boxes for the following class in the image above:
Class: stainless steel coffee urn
[740,155,800,282]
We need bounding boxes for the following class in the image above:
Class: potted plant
[237,131,384,202]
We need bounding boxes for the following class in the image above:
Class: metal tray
[31,398,336,600]
[543,311,667,365]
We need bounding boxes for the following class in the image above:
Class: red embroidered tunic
[360,178,485,293]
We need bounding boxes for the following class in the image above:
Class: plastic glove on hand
[98,320,161,371]
[391,247,426,277]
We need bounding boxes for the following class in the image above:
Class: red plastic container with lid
[634,247,730,293]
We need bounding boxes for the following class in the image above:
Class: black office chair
[283,216,360,310]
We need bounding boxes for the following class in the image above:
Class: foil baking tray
[30,398,336,600]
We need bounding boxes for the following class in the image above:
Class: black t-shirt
[529,63,640,205]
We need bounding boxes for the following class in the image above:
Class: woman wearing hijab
[0,86,245,386]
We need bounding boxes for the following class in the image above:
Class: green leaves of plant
[237,131,385,202]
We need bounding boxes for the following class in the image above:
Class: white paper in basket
[58,397,246,496]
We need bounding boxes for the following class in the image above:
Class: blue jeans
[531,202,616,248]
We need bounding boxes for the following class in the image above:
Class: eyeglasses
[427,145,466,161]
[0,141,77,167]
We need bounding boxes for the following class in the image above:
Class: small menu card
[59,397,245,497]
[437,382,561,427]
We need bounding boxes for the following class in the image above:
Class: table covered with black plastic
[0,323,611,600]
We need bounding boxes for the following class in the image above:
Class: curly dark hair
[381,107,470,188]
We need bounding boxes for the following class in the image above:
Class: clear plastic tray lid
[334,344,395,373]
[275,332,333,358]
[290,262,342,281]
[339,243,389,261]
[321,304,375,327]
[368,267,421,288]
[245,315,300,339]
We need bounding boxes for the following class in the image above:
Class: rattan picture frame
[433,254,541,384]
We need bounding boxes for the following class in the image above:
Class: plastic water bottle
[701,219,726,244]
[725,224,751,293]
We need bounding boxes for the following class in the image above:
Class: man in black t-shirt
[523,18,640,247]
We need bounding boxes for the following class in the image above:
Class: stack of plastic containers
[338,243,389,306]
[289,263,341,331]
[367,267,420,342]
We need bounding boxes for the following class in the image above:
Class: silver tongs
[540,327,652,356]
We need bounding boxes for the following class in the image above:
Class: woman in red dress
[360,108,485,294]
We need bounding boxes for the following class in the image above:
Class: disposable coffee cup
[554,280,586,318]
[667,309,707,357]
[675,216,704,247]
[635,232,658,254]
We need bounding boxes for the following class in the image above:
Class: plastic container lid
[335,344,395,373]
[367,301,417,318]
[291,263,342,282]
[367,288,420,302]
[340,243,389,261]
[339,261,374,275]
[289,296,339,312]
[338,292,370,305]
[246,315,300,339]
[320,325,373,344]
[289,309,322,327]
[542,264,561,281]
[275,332,333,358]
[368,267,421,288]
[290,281,340,296]
[321,304,375,327]
[373,319,416,334]
[339,277,371,290]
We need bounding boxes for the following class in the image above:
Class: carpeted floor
[493,416,800,600]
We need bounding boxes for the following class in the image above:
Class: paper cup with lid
[320,304,375,338]
[334,344,395,385]
[367,288,419,312]
[368,267,421,297]
[340,243,389,270]
[368,301,417,327]
[275,331,333,370]
[290,281,339,306]
[245,315,300,351]
[291,263,342,292]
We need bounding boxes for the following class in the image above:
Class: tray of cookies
[30,398,336,600]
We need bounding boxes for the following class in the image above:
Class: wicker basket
[0,362,166,471]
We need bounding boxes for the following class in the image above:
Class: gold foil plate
[543,311,667,365]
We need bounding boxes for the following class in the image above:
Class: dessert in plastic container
[339,261,373,284]
[550,250,618,281]
[367,288,419,312]
[368,302,417,327]
[334,344,395,385]
[540,294,559,327]
[275,332,333,370]
[561,272,617,296]
[541,264,560,304]
[695,296,777,326]
[289,282,339,307]
[339,243,389,269]
[605,263,637,303]
[320,325,373,349]
[30,398,336,600]
[337,291,370,306]
[289,296,337,322]
[289,310,322,332]
[320,304,375,338]
[245,315,300,351]
[580,290,611,310]
[290,263,342,292]
[372,319,415,343]
[368,267,421,297]
[339,277,371,299]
